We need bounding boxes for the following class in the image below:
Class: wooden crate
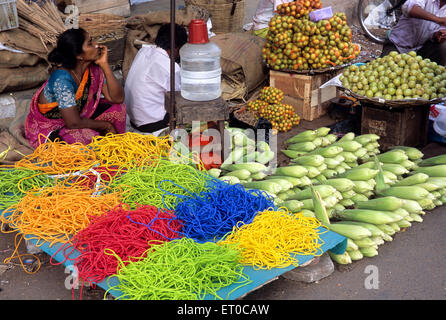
[73,0,130,17]
[269,70,340,121]
[361,104,430,151]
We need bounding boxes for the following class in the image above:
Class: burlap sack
[0,130,34,165]
[0,63,49,94]
[0,91,34,164]
[0,28,53,61]
[0,51,41,68]
[185,0,245,34]
[211,32,268,94]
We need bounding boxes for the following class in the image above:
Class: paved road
[246,205,446,300]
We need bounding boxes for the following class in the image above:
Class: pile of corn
[251,129,384,217]
[206,127,275,184]
[223,126,446,265]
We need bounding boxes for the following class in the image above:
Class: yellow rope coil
[14,135,98,174]
[88,132,173,168]
[218,207,328,270]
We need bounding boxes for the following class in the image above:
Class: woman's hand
[94,45,109,68]
[61,106,117,134]
[102,121,117,135]
[97,44,125,104]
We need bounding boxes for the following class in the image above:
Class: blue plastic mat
[13,227,346,300]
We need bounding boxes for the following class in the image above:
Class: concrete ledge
[281,253,334,283]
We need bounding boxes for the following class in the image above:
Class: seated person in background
[381,0,446,65]
[25,28,126,149]
[124,23,188,136]
[252,0,294,38]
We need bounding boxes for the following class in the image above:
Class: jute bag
[211,32,267,99]
[0,63,49,94]
[0,51,41,68]
[185,0,245,34]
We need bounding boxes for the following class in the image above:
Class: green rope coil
[108,159,213,209]
[0,168,55,210]
[104,238,251,300]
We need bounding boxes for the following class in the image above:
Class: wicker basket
[268,61,353,75]
[185,0,245,34]
[78,13,126,40]
[229,103,258,127]
[340,87,445,109]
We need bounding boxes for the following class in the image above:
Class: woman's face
[78,32,101,62]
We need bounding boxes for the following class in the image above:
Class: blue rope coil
[158,179,276,242]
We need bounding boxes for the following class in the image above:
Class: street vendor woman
[124,23,188,136]
[25,28,126,148]
[381,0,446,65]
[251,0,294,38]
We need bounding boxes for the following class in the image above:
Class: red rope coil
[54,204,183,285]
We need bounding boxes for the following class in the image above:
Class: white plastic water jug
[180,19,221,101]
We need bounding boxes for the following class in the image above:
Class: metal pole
[169,0,176,130]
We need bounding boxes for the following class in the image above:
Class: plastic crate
[0,0,19,32]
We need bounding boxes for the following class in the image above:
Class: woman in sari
[25,28,126,148]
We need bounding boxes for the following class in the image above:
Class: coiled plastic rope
[14,135,98,175]
[104,238,251,300]
[0,168,54,211]
[65,165,124,192]
[88,132,173,168]
[109,158,213,210]
[55,204,182,284]
[0,184,122,248]
[160,179,276,242]
[218,208,328,270]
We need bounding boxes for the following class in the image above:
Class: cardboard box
[269,70,340,121]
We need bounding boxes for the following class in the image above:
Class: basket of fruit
[230,103,259,128]
[262,5,361,75]
[246,87,301,132]
[336,51,446,108]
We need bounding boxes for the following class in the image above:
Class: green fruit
[404,88,412,96]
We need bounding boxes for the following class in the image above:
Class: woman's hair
[48,28,86,69]
[155,23,188,51]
